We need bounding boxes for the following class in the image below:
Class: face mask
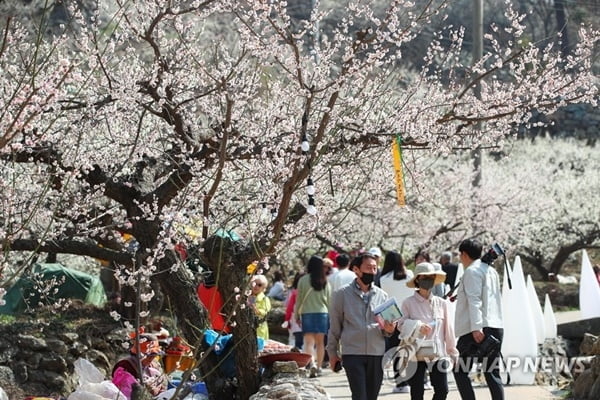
[418,278,435,290]
[360,272,375,286]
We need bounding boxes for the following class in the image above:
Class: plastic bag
[74,358,105,385]
[68,382,127,400]
[155,388,209,400]
[68,358,128,400]
[183,394,208,400]
[112,367,138,399]
[155,388,177,400]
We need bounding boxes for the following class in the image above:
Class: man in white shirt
[453,238,504,400]
[331,254,355,292]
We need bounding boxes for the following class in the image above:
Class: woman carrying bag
[396,262,458,400]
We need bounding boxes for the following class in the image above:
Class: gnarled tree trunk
[156,250,233,397]
[203,234,263,400]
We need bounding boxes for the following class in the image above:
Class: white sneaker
[392,386,410,393]
[424,382,433,390]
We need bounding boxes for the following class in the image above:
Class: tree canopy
[0,0,598,398]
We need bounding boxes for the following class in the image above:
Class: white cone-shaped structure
[500,258,512,385]
[501,257,513,326]
[501,256,537,384]
[580,250,600,319]
[544,293,557,338]
[526,275,546,344]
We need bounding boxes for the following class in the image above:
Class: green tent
[0,263,106,315]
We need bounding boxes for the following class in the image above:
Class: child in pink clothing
[284,271,306,349]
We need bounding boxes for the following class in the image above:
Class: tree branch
[5,239,133,266]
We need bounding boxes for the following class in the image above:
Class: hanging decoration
[391,135,406,206]
[301,133,316,215]
[306,177,315,195]
[301,134,310,153]
[306,193,317,215]
[306,175,317,215]
[328,168,335,196]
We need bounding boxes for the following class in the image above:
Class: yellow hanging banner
[391,136,406,206]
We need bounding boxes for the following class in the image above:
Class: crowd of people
[91,237,505,400]
[273,239,504,400]
[193,238,504,400]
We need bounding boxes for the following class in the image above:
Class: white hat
[407,262,446,288]
[368,247,382,258]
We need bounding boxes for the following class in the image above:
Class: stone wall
[0,313,128,398]
[572,333,600,400]
[250,361,329,400]
[535,337,573,388]
[0,307,316,399]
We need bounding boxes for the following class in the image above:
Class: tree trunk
[155,251,230,397]
[554,0,570,58]
[549,242,587,275]
[203,234,263,399]
[519,253,549,280]
[219,265,261,400]
[157,255,207,344]
[119,284,141,322]
[46,252,57,263]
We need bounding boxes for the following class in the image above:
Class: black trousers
[342,355,384,400]
[407,359,449,400]
[293,332,303,349]
[386,331,409,387]
[453,327,504,400]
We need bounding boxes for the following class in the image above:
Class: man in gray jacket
[327,252,397,400]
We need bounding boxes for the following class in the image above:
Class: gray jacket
[327,280,390,358]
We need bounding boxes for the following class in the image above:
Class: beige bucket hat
[406,262,446,288]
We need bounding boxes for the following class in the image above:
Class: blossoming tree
[314,138,599,278]
[0,0,598,397]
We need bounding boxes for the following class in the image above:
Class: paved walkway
[308,310,579,399]
[314,366,565,399]
[555,310,581,325]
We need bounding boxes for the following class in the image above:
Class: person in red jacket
[197,270,232,334]
[284,271,306,349]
